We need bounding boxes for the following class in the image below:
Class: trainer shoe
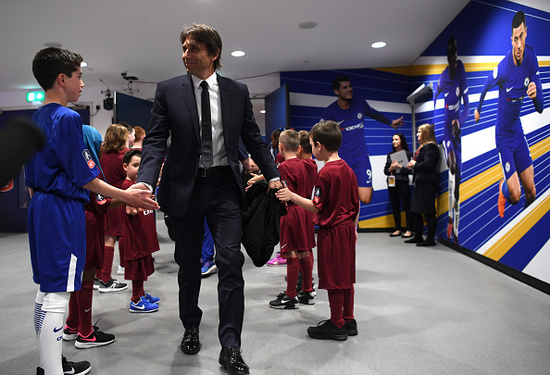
[98,278,128,293]
[117,265,125,275]
[63,325,78,341]
[144,292,160,304]
[130,296,159,313]
[269,292,298,309]
[297,290,315,305]
[267,253,286,266]
[62,356,92,375]
[93,278,100,290]
[201,260,218,277]
[75,326,116,349]
[345,319,358,336]
[498,179,506,218]
[307,319,348,341]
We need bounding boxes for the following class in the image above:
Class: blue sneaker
[201,260,218,277]
[144,293,160,304]
[129,296,159,313]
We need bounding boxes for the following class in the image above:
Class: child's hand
[275,187,292,202]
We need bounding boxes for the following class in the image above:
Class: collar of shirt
[191,73,228,167]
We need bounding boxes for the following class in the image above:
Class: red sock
[299,253,314,293]
[118,236,126,268]
[328,289,345,328]
[101,246,115,283]
[65,292,79,330]
[77,280,94,337]
[285,257,299,298]
[132,280,145,303]
[343,285,355,321]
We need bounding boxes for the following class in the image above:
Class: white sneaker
[117,265,125,275]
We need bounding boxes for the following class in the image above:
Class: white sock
[35,291,69,375]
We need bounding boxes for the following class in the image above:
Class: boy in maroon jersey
[269,130,316,309]
[121,149,161,313]
[277,120,359,341]
[63,125,119,348]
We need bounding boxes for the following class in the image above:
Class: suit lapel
[218,74,231,138]
[181,74,200,143]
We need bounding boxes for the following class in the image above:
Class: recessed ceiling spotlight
[231,50,246,57]
[81,61,88,68]
[260,110,266,114]
[299,22,318,29]
[43,42,62,48]
[371,41,387,49]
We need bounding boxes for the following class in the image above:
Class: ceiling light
[231,51,245,57]
[371,41,387,49]
[80,61,88,68]
[299,22,318,29]
[260,110,266,114]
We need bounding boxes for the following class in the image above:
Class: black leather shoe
[417,240,436,247]
[404,237,423,244]
[219,346,250,375]
[181,326,200,355]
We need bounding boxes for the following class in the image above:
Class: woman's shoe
[389,231,401,237]
[401,232,413,238]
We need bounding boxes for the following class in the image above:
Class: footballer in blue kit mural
[433,36,469,244]
[322,76,404,205]
[475,10,544,218]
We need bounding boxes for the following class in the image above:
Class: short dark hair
[310,120,342,152]
[32,47,83,91]
[331,75,351,91]
[279,129,300,153]
[180,24,223,71]
[123,148,142,165]
[298,130,312,155]
[512,11,526,31]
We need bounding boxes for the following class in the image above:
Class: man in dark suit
[134,24,281,374]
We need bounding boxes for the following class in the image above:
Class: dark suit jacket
[412,143,440,185]
[138,73,279,217]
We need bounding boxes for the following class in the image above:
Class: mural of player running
[322,76,404,205]
[475,10,544,218]
[433,36,469,244]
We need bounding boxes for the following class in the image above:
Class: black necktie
[200,80,213,169]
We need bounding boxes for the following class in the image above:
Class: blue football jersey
[477,45,544,144]
[25,104,99,201]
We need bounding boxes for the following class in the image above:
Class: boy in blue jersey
[474,11,544,218]
[321,76,403,205]
[27,47,158,375]
[433,36,469,243]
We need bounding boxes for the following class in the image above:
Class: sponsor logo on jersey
[143,209,154,215]
[342,122,363,132]
[313,187,321,205]
[82,149,95,169]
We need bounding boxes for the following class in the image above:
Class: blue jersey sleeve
[476,61,502,114]
[530,49,544,114]
[364,101,391,125]
[458,61,470,126]
[53,111,99,188]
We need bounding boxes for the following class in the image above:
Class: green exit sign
[26,91,45,102]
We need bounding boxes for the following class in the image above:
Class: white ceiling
[0,0,547,95]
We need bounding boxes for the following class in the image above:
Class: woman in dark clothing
[405,124,440,247]
[384,133,413,238]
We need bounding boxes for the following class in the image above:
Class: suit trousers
[171,166,245,348]
[387,179,413,232]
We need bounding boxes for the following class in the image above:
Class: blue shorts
[346,156,372,188]
[497,134,532,181]
[28,192,86,293]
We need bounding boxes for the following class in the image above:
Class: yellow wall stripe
[376,60,550,76]
[358,137,549,228]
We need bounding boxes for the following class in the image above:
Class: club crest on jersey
[505,162,510,174]
[357,113,363,120]
[456,87,460,97]
[82,149,95,169]
[524,77,529,87]
[313,187,321,205]
[96,193,108,205]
